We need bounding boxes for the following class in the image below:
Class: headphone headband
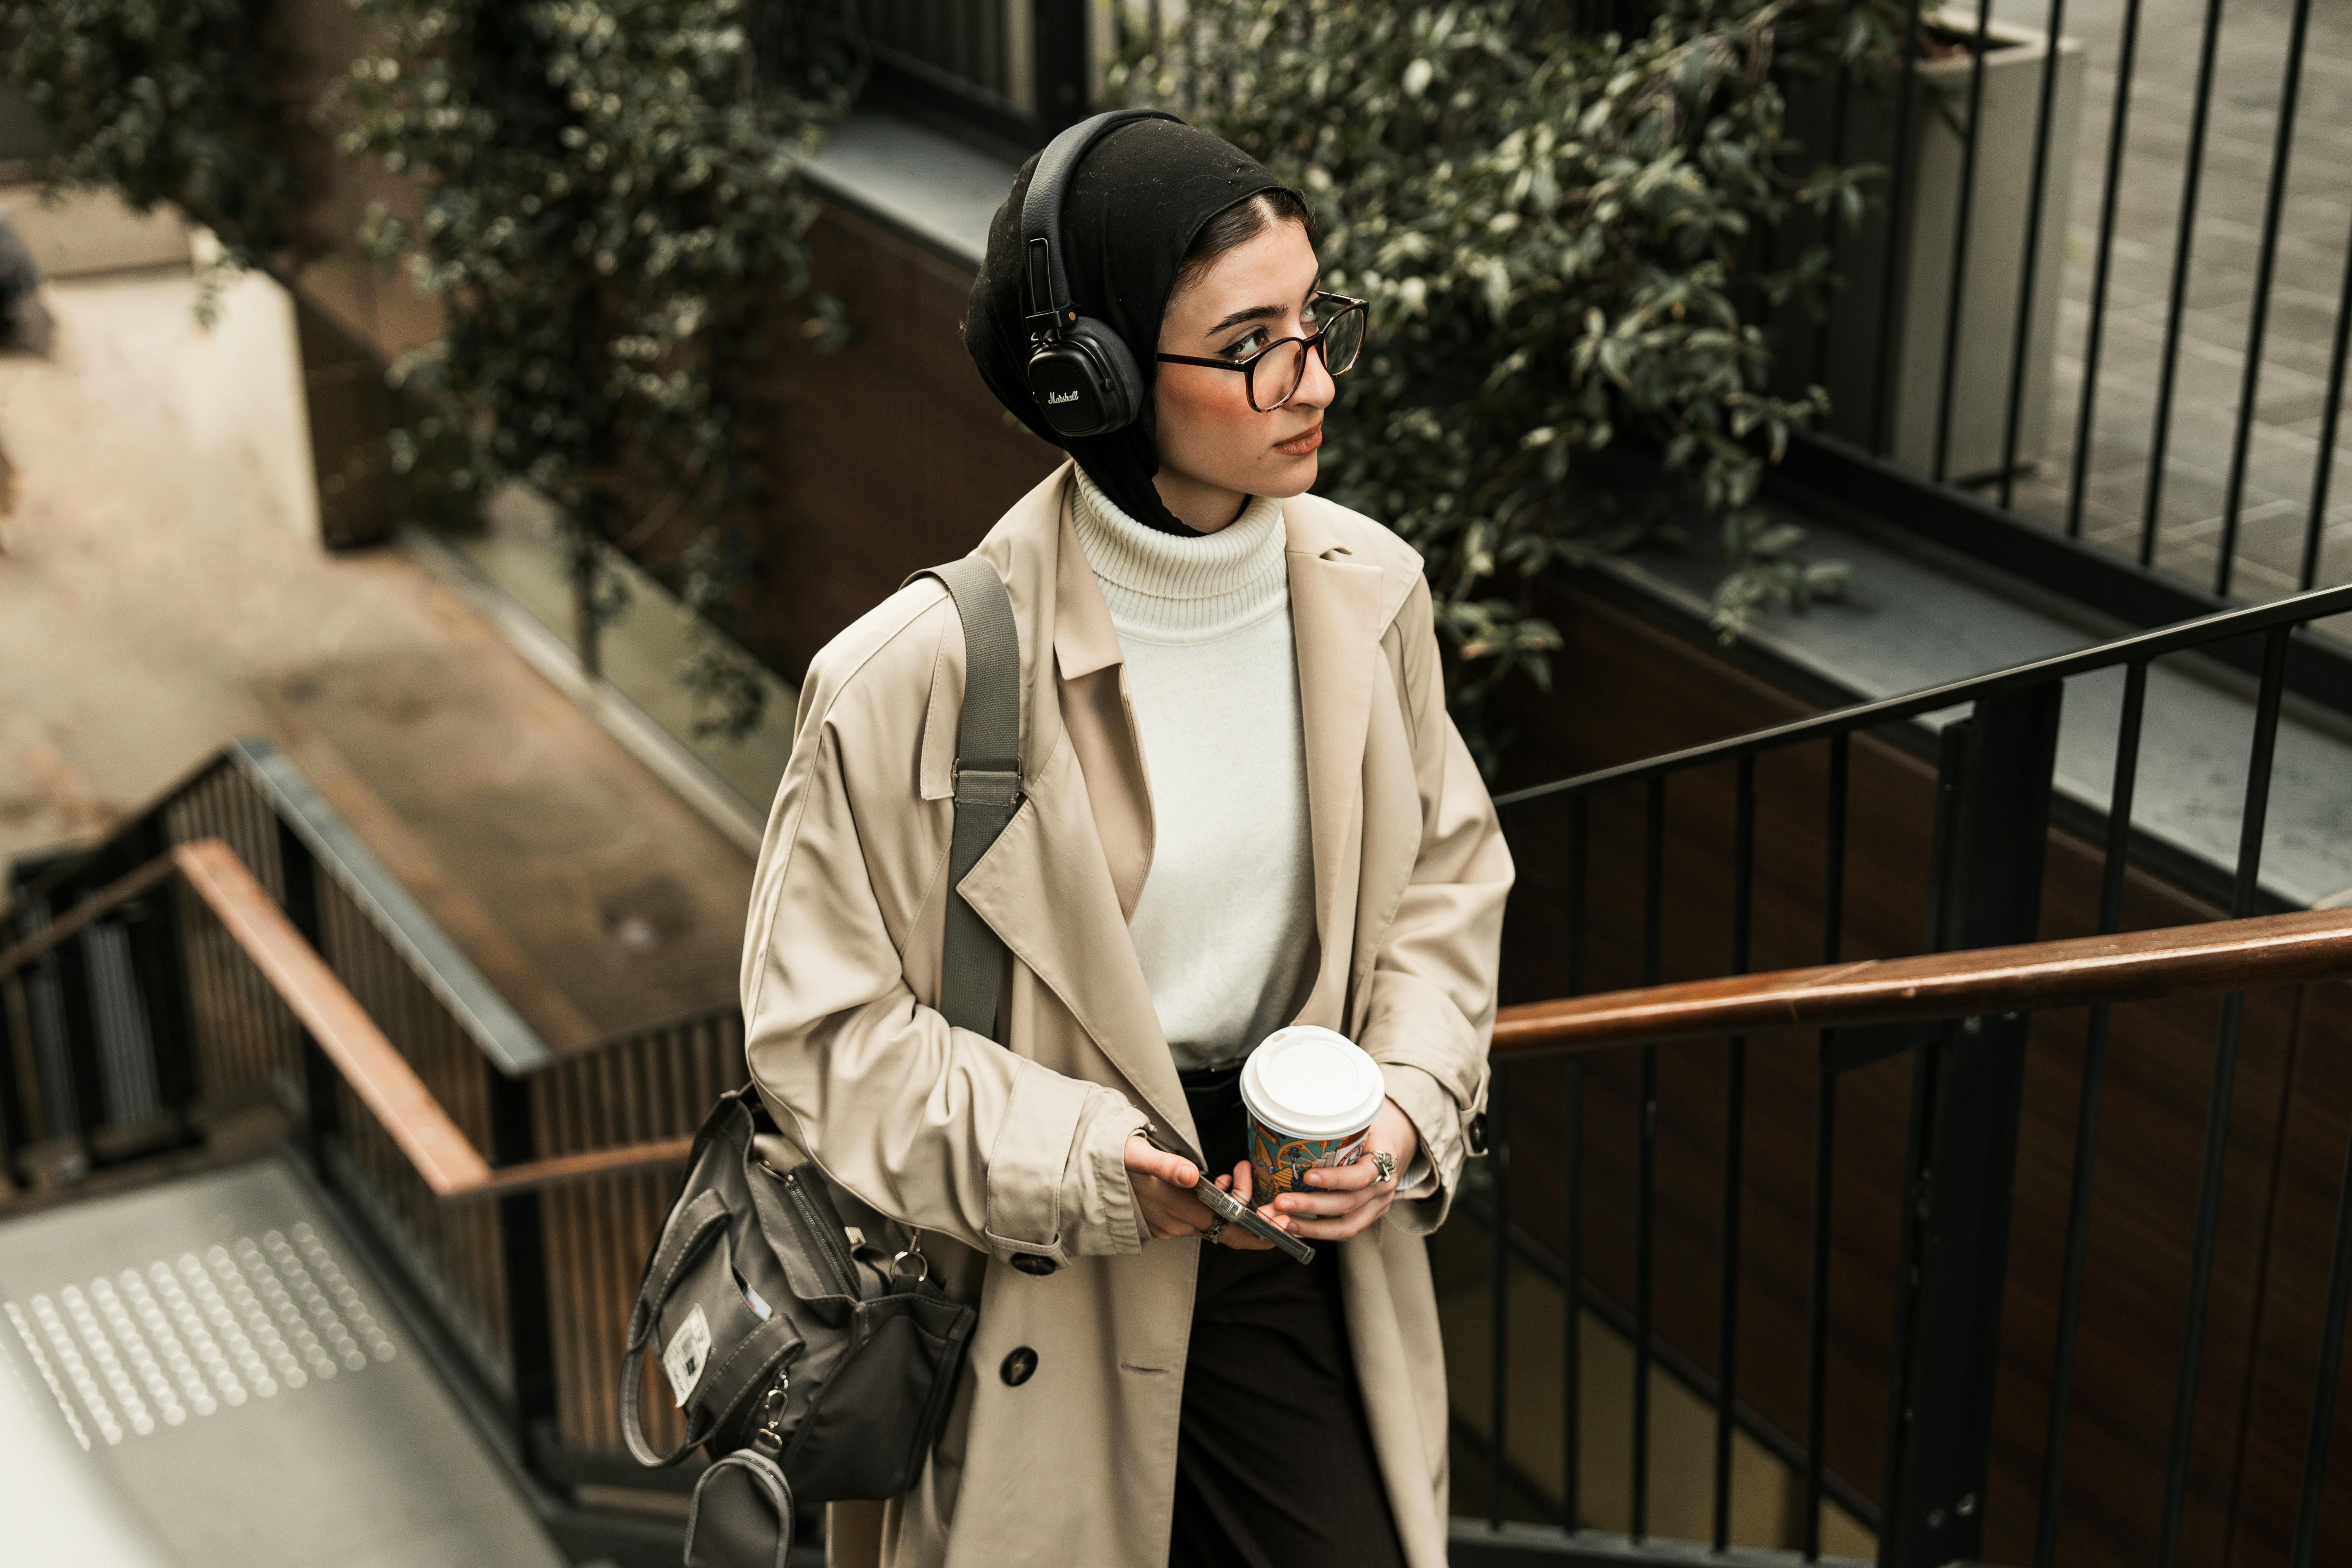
[1018,109,1183,343]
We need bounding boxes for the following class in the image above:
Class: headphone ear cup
[1066,317,1145,432]
[1027,318,1146,439]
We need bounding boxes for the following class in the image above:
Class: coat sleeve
[738,600,1148,1268]
[1361,575,1513,1234]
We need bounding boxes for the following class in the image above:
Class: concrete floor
[0,1158,567,1568]
[0,255,752,1047]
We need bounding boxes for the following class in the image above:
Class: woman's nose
[1290,342,1337,411]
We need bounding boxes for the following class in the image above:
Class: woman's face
[1151,217,1333,531]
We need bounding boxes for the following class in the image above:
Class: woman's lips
[1273,423,1324,457]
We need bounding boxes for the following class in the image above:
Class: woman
[739,113,1511,1568]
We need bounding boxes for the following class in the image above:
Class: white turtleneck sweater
[1071,470,1317,1071]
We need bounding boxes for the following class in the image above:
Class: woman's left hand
[1266,1097,1419,1241]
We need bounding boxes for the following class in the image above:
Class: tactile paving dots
[63,1286,155,1436]
[26,1294,120,1444]
[180,1252,275,1399]
[289,1224,395,1364]
[3,1225,393,1444]
[209,1244,308,1389]
[4,1300,92,1450]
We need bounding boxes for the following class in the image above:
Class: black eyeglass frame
[1153,292,1369,412]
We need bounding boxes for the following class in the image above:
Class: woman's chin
[1260,451,1319,498]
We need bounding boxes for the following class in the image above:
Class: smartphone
[1194,1175,1318,1265]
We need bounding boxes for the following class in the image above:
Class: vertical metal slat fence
[1773,0,2352,706]
[1465,583,2352,1564]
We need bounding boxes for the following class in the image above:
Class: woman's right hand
[1123,1137,1286,1249]
[1125,1136,1213,1241]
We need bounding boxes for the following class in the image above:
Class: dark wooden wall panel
[2224,977,2352,1568]
[1489,582,2348,1564]
[734,205,1060,677]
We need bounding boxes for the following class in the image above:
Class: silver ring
[1203,1215,1229,1245]
[1372,1150,1397,1186]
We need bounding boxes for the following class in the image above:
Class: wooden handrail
[42,840,2352,1204]
[465,1137,698,1197]
[175,841,499,1196]
[175,841,702,1201]
[1492,906,2352,1055]
[3,839,695,1201]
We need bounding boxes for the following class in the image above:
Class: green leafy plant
[0,0,300,315]
[1113,0,1901,757]
[339,0,860,737]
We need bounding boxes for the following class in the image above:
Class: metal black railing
[0,741,742,1507]
[1458,581,2352,1564]
[1771,0,2352,709]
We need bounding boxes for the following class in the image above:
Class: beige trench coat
[739,461,1512,1568]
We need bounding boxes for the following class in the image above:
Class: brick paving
[1985,0,2352,602]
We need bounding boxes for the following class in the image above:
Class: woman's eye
[1223,329,1270,360]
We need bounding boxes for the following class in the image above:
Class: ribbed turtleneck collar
[1071,468,1289,644]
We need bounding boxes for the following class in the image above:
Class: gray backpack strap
[917,556,1023,1040]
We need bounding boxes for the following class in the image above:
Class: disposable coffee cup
[1238,1025,1388,1206]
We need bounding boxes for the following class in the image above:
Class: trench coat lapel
[1286,507,1387,1029]
[952,471,1390,1155]
[955,745,1196,1149]
[956,468,1198,1154]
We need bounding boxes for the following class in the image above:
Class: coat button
[1000,1347,1038,1387]
[1009,1252,1057,1277]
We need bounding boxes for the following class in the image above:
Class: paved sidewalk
[1993,0,2352,598]
[0,259,752,1047]
[0,1159,568,1568]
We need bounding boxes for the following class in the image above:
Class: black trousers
[1166,1067,1407,1568]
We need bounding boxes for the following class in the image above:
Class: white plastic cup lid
[1239,1026,1387,1140]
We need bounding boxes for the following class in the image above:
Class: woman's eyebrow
[1206,302,1284,335]
[1205,278,1324,337]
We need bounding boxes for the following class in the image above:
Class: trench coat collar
[957,463,1390,1155]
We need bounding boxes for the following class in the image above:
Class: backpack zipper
[778,1167,861,1300]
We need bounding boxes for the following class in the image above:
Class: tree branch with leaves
[339,0,860,737]
[1113,0,1902,763]
[0,0,300,318]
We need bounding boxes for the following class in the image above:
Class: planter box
[1786,13,2087,483]
[0,185,190,280]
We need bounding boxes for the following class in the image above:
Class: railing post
[1880,681,2063,1567]
[126,821,201,1149]
[492,1072,559,1468]
[49,885,109,1174]
[275,821,341,1171]
[0,973,28,1188]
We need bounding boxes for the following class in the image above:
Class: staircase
[6,586,2352,1566]
[1,739,742,1565]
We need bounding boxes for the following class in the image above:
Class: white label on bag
[662,1305,713,1407]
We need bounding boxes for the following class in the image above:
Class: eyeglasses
[1154,292,1368,412]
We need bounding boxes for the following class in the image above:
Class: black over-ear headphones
[1021,108,1183,439]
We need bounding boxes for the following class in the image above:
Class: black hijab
[963,118,1290,536]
